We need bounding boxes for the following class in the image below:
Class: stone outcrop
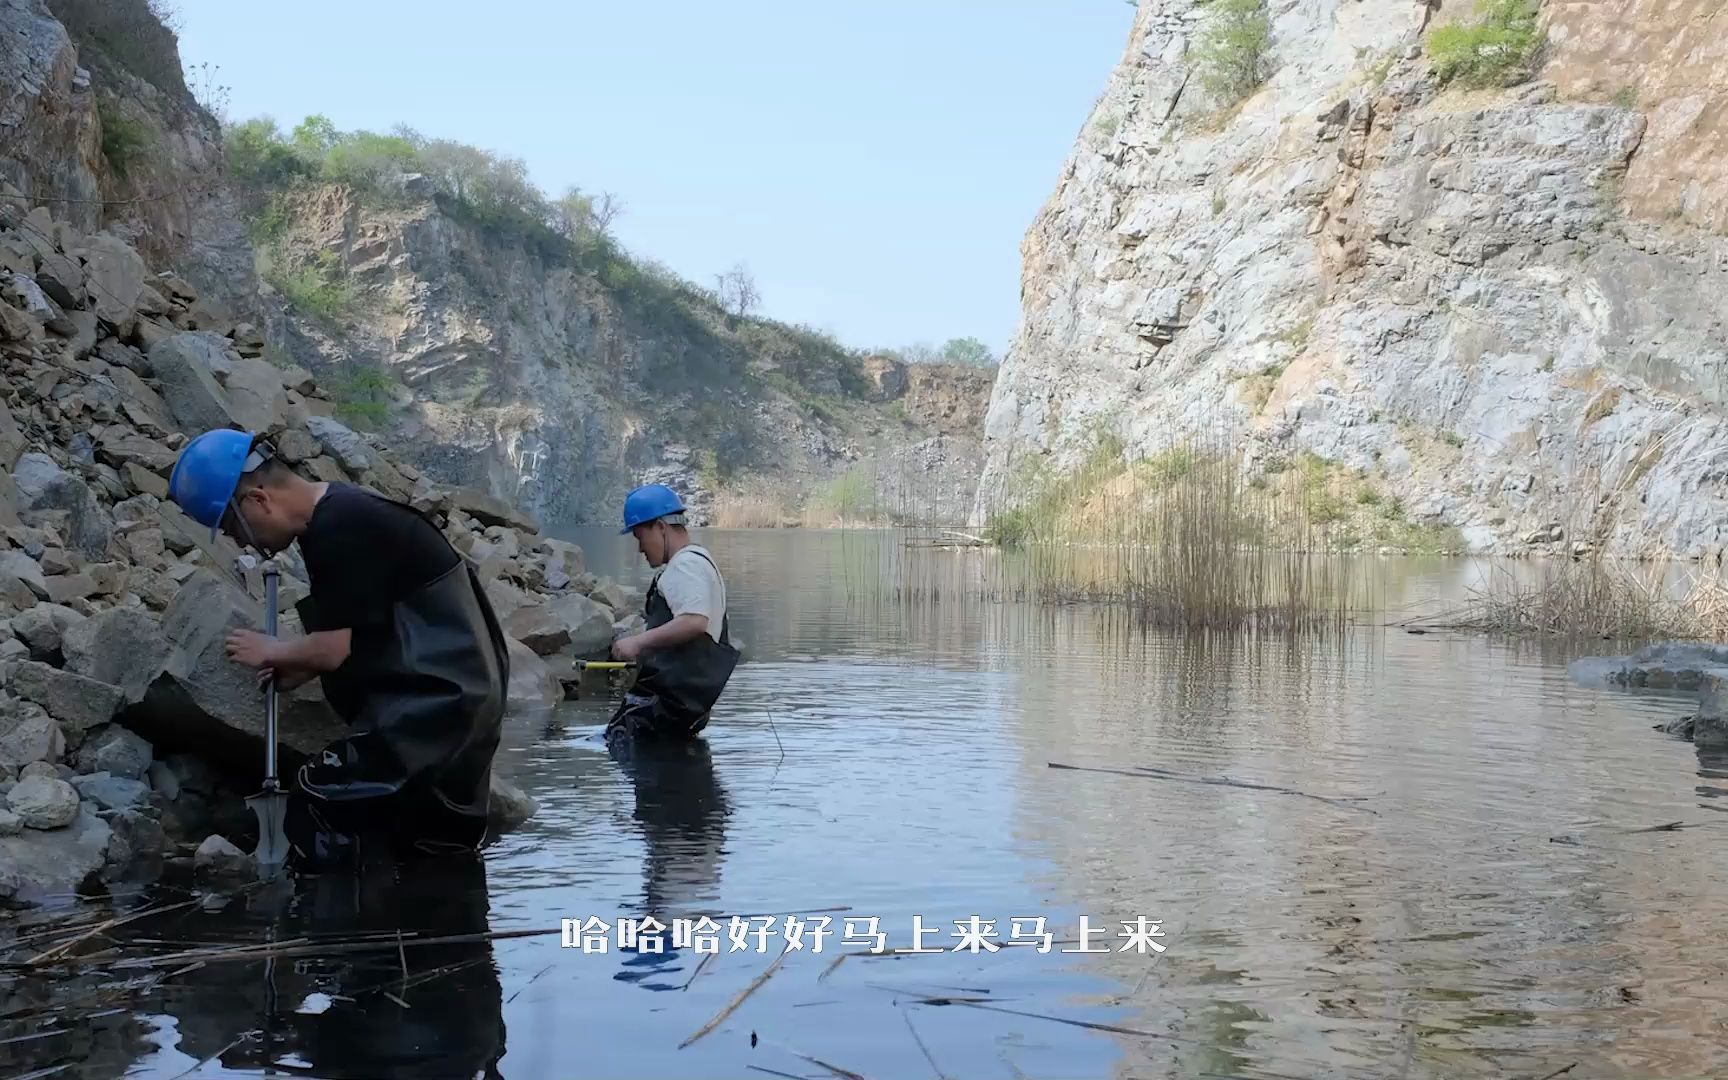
[974,0,1728,558]
[0,166,653,905]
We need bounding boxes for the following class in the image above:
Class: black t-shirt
[297,483,460,644]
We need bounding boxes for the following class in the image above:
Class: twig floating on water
[27,898,202,965]
[1528,1064,1579,1080]
[901,1007,949,1080]
[746,1067,810,1080]
[1622,821,1696,833]
[507,963,556,1005]
[382,991,411,1009]
[818,953,847,982]
[683,951,717,992]
[1047,762,1378,816]
[679,940,794,1050]
[756,1038,869,1080]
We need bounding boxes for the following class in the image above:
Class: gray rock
[72,725,153,780]
[124,461,168,498]
[539,538,586,577]
[448,487,539,534]
[0,550,49,601]
[487,773,537,832]
[589,581,630,613]
[107,365,175,433]
[165,753,217,797]
[10,602,86,659]
[303,415,372,473]
[1568,644,1728,691]
[277,365,317,394]
[129,569,344,757]
[97,339,152,377]
[147,331,243,433]
[54,308,98,358]
[193,834,253,880]
[222,358,289,433]
[97,430,177,473]
[0,400,25,471]
[7,773,78,828]
[274,428,319,463]
[0,696,64,770]
[71,771,152,811]
[9,660,125,736]
[548,593,616,659]
[62,606,167,704]
[0,809,20,836]
[19,760,58,782]
[505,637,562,714]
[11,453,113,560]
[147,758,180,800]
[78,233,147,325]
[9,270,62,323]
[0,808,111,899]
[45,573,96,604]
[505,601,569,657]
[105,807,168,863]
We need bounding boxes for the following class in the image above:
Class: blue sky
[170,1,1133,357]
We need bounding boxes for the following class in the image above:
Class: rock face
[973,0,1728,558]
[7,772,78,828]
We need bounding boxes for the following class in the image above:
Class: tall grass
[975,432,1385,634]
[1439,555,1728,643]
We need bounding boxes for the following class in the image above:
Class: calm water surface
[11,530,1728,1080]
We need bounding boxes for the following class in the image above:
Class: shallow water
[9,530,1728,1079]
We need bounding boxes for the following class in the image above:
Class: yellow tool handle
[577,661,635,670]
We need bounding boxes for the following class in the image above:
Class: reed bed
[1434,556,1728,642]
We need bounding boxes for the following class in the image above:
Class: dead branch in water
[679,939,794,1050]
[1048,761,1378,816]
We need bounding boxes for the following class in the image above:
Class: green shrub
[985,507,1034,551]
[1425,0,1544,90]
[1193,0,1274,106]
[267,251,355,323]
[334,366,392,428]
[98,103,149,178]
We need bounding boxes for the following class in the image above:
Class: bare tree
[591,191,625,236]
[714,262,760,320]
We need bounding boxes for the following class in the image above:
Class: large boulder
[72,724,153,779]
[0,400,25,471]
[487,773,537,832]
[505,637,562,714]
[548,593,616,659]
[129,569,345,766]
[62,606,167,704]
[0,807,111,899]
[10,602,85,659]
[107,366,176,435]
[96,430,177,474]
[505,601,569,657]
[274,428,319,463]
[12,453,113,560]
[70,771,153,812]
[1695,673,1728,751]
[304,416,371,474]
[222,358,289,433]
[539,538,586,578]
[1568,643,1728,691]
[147,331,242,433]
[8,661,125,739]
[448,486,539,534]
[78,234,147,325]
[7,773,78,829]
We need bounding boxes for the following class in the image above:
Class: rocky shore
[0,191,643,905]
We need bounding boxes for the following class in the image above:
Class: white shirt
[654,544,726,643]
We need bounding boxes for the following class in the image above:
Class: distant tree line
[878,337,999,368]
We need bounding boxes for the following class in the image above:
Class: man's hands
[610,614,709,662]
[226,628,280,669]
[611,634,645,663]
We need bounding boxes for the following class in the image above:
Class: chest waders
[607,549,740,742]
[288,493,512,871]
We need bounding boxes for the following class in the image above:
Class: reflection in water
[605,734,733,993]
[158,855,506,1079]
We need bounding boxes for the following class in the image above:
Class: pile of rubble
[0,189,642,904]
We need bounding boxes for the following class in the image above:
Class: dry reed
[1439,556,1728,641]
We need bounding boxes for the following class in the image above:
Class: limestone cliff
[976,0,1728,558]
[257,184,987,528]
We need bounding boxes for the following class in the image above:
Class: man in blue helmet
[166,428,510,871]
[606,484,739,743]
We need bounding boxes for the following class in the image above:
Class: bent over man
[166,429,510,870]
[607,484,739,744]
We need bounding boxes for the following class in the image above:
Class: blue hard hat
[167,428,262,539]
[620,484,685,533]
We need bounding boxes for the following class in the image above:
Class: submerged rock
[487,774,537,832]
[0,808,112,899]
[505,637,562,714]
[193,833,253,882]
